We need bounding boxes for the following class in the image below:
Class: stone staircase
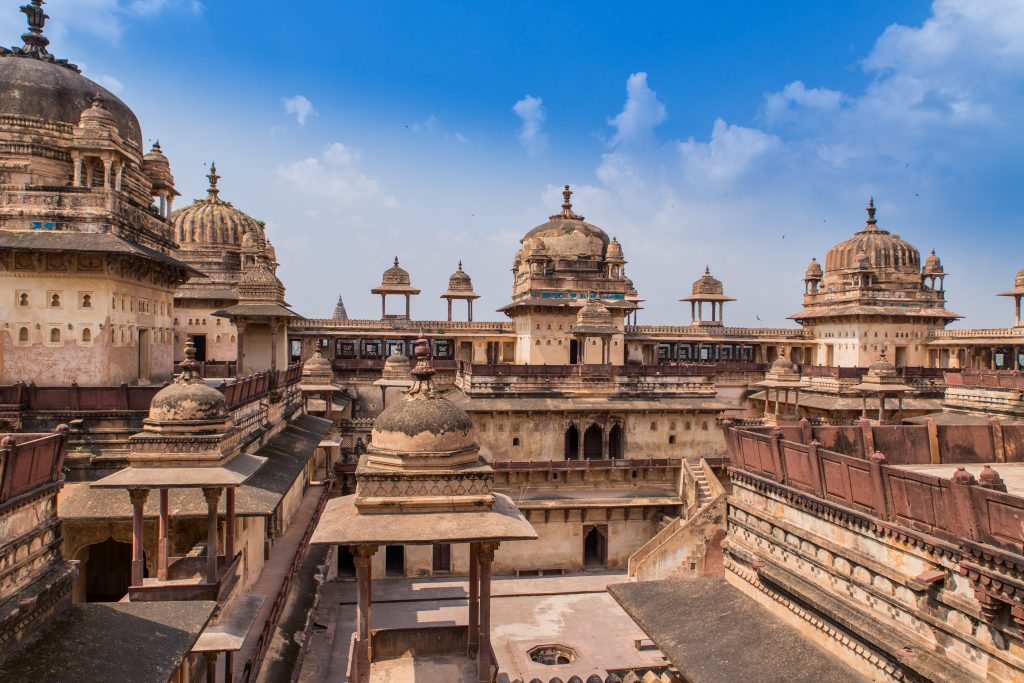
[690,462,714,508]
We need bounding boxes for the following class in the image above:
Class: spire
[457,260,463,271]
[178,338,202,383]
[19,1,49,57]
[206,162,220,199]
[705,265,711,276]
[152,140,162,153]
[551,184,584,221]
[332,294,349,320]
[865,196,877,229]
[394,256,400,267]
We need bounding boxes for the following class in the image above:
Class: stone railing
[505,668,682,683]
[0,427,67,507]
[932,327,1024,339]
[0,382,163,412]
[945,370,1024,391]
[290,318,515,332]
[217,364,302,409]
[626,324,808,338]
[725,424,1024,556]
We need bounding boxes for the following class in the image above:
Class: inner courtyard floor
[296,572,670,682]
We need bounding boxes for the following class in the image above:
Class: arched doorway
[569,339,579,365]
[564,425,579,460]
[609,423,623,459]
[583,424,602,460]
[85,538,134,602]
[583,525,607,569]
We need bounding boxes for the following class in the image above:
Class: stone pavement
[297,572,669,682]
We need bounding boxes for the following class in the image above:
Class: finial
[152,140,162,153]
[704,265,711,276]
[20,1,50,57]
[552,184,584,220]
[393,256,399,267]
[866,196,877,227]
[315,339,324,355]
[458,260,463,271]
[408,335,436,389]
[206,162,220,198]
[90,93,105,109]
[179,338,202,382]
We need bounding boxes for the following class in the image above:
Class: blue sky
[6,1,1024,326]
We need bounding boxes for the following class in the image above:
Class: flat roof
[0,601,216,683]
[609,578,865,683]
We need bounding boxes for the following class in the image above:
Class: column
[158,488,169,580]
[468,300,474,322]
[235,322,246,376]
[73,157,83,186]
[204,652,217,683]
[381,295,386,319]
[225,487,236,560]
[270,324,278,372]
[468,543,480,654]
[878,394,886,423]
[202,487,222,585]
[405,295,410,319]
[447,299,453,322]
[129,488,149,586]
[577,428,584,460]
[601,421,610,460]
[354,545,377,668]
[476,542,498,683]
[103,160,113,188]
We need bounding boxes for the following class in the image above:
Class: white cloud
[407,114,467,143]
[764,81,844,123]
[277,142,396,207]
[8,0,202,45]
[679,118,780,182]
[282,95,316,126]
[608,72,667,146]
[94,73,125,94]
[512,95,548,154]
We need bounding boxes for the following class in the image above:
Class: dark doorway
[583,525,608,569]
[432,543,452,574]
[569,339,579,365]
[385,545,405,577]
[191,334,207,362]
[609,423,623,459]
[583,424,603,460]
[564,425,579,460]
[337,545,356,579]
[85,538,134,602]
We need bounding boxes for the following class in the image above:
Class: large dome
[521,185,610,259]
[824,199,920,274]
[0,56,143,150]
[172,164,265,247]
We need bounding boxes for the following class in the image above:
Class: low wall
[371,625,468,661]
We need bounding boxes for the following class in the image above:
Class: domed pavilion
[371,256,421,320]
[791,198,961,368]
[441,261,481,321]
[311,338,536,682]
[680,267,735,327]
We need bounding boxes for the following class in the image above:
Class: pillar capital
[202,486,222,507]
[353,544,378,563]
[128,488,150,506]
[477,541,499,564]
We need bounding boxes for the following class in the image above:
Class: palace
[2,3,1024,683]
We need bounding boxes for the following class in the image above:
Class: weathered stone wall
[725,474,1024,682]
[172,301,239,364]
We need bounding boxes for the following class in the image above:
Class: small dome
[78,96,119,130]
[576,298,613,327]
[264,241,278,267]
[382,256,411,286]
[371,339,475,456]
[381,348,412,380]
[606,237,624,262]
[868,355,898,376]
[805,257,822,279]
[238,254,285,301]
[302,344,333,384]
[1016,268,1024,289]
[447,262,473,292]
[692,267,724,296]
[624,277,637,296]
[520,185,610,260]
[923,249,943,275]
[148,341,227,422]
[171,163,266,248]
[770,352,797,374]
[142,141,174,191]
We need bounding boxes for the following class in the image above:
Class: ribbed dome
[148,342,228,423]
[824,199,920,274]
[447,262,473,291]
[382,257,411,286]
[770,353,798,374]
[692,267,724,296]
[381,349,412,381]
[606,237,624,261]
[923,249,943,275]
[805,257,823,279]
[301,345,333,384]
[238,255,284,300]
[142,141,174,191]
[171,164,265,247]
[78,96,118,129]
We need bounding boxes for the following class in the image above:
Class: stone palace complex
[2,3,1024,682]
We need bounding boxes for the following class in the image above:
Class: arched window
[50,328,61,343]
[18,293,28,306]
[701,421,709,431]
[81,328,92,342]
[649,422,657,431]
[50,293,61,307]
[230,335,236,342]
[512,437,520,447]
[18,327,28,342]
[668,435,676,445]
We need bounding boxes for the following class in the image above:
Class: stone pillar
[225,487,236,560]
[202,487,222,584]
[354,545,377,667]
[468,543,480,654]
[447,298,453,322]
[129,488,149,586]
[204,652,217,683]
[235,322,246,376]
[270,323,278,372]
[477,542,498,683]
[73,157,83,186]
[102,160,113,189]
[405,294,410,320]
[380,295,386,319]
[601,422,610,460]
[468,299,474,322]
[158,488,169,581]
